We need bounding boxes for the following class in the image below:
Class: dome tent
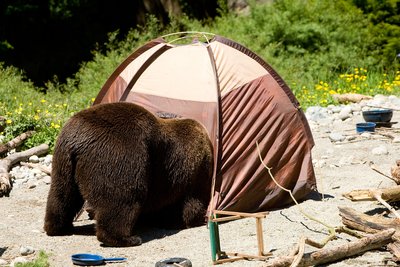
[94,32,316,213]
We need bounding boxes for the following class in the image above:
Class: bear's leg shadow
[44,153,84,235]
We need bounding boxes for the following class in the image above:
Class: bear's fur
[44,102,213,247]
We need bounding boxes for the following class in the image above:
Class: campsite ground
[1,104,400,267]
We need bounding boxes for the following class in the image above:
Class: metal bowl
[362,109,393,123]
[356,122,376,133]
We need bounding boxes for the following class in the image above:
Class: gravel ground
[1,94,400,267]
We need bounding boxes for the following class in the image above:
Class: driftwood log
[339,206,400,260]
[263,228,395,267]
[0,143,49,197]
[0,131,36,155]
[332,93,372,103]
[343,186,400,203]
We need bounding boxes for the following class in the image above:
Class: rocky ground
[1,94,400,267]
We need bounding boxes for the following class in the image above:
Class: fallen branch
[256,141,362,249]
[372,190,400,220]
[339,206,400,237]
[0,131,36,155]
[289,236,305,267]
[263,229,395,267]
[370,161,399,184]
[339,206,400,260]
[0,144,49,197]
[20,162,51,175]
[332,93,372,103]
[343,185,400,203]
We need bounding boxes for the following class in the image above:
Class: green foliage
[0,0,399,152]
[15,250,50,267]
[350,0,400,66]
[0,64,87,152]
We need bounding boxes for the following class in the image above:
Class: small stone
[360,132,371,138]
[31,169,44,178]
[29,155,39,163]
[351,103,362,112]
[388,95,400,106]
[20,246,35,256]
[338,106,352,120]
[393,137,400,143]
[313,160,326,168]
[346,135,357,141]
[331,106,342,113]
[11,257,28,266]
[0,259,7,265]
[43,155,53,165]
[339,156,354,166]
[329,132,345,142]
[43,175,51,184]
[371,145,389,155]
[27,181,37,189]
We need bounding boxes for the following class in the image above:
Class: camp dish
[362,109,393,123]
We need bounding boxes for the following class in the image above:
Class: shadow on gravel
[72,222,181,244]
[307,190,334,201]
[0,247,6,257]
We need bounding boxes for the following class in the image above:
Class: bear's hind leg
[44,181,84,235]
[44,151,84,236]
[95,202,142,247]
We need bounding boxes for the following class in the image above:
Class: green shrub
[1,1,399,151]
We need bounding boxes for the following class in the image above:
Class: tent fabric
[94,34,316,212]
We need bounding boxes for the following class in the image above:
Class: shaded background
[0,0,224,86]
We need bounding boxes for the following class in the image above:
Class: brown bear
[44,102,213,247]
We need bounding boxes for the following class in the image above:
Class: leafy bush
[0,1,399,151]
[0,64,87,151]
[351,0,400,67]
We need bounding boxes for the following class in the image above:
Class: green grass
[15,251,50,267]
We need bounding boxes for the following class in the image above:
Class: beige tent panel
[133,44,219,102]
[209,41,268,96]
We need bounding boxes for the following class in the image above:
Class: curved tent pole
[161,31,215,44]
[119,45,172,102]
[205,41,223,219]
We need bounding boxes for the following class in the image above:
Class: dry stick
[290,236,306,267]
[370,162,398,184]
[256,141,337,248]
[0,130,36,155]
[339,206,400,260]
[20,161,51,175]
[263,229,395,267]
[373,190,400,220]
